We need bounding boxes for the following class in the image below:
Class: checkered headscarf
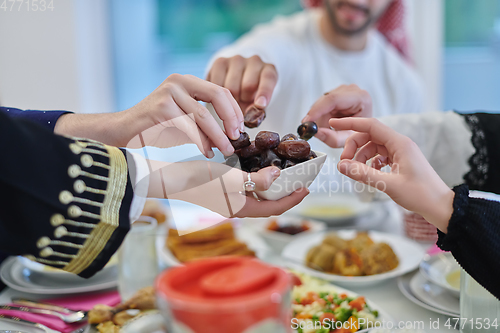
[302,0,410,61]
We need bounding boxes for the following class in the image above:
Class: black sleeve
[0,106,72,132]
[437,184,500,300]
[459,112,500,195]
[0,111,133,278]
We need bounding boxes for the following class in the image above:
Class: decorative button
[59,190,73,205]
[40,247,54,257]
[50,214,65,226]
[54,226,68,238]
[76,141,88,148]
[69,143,83,155]
[68,205,82,218]
[37,237,51,249]
[81,154,93,168]
[68,165,81,178]
[74,180,86,193]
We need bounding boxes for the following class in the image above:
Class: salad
[291,274,380,333]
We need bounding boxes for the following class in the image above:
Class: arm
[0,107,71,131]
[330,117,500,299]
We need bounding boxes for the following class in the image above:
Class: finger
[337,159,394,192]
[314,128,353,148]
[232,188,310,218]
[341,132,370,160]
[181,75,242,140]
[172,88,234,156]
[329,118,403,149]
[224,56,246,100]
[247,166,281,191]
[207,58,228,87]
[354,141,389,164]
[254,63,278,108]
[372,155,389,170]
[240,55,265,103]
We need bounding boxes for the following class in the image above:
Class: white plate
[409,270,460,316]
[0,256,117,294]
[287,194,374,226]
[282,230,426,287]
[252,216,327,253]
[419,252,460,298]
[398,271,459,317]
[158,223,271,267]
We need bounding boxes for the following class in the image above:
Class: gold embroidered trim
[84,186,107,195]
[48,240,84,249]
[64,146,127,274]
[79,170,109,182]
[93,161,111,170]
[64,219,96,228]
[82,148,110,158]
[71,196,104,208]
[34,258,69,266]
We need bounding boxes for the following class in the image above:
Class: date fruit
[276,140,311,160]
[240,141,262,158]
[255,131,280,150]
[282,160,297,169]
[261,149,282,168]
[244,105,266,128]
[229,132,251,150]
[297,121,318,141]
[281,133,298,142]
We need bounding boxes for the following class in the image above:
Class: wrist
[423,188,455,234]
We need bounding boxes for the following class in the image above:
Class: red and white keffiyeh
[302,0,410,61]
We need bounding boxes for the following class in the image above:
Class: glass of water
[118,216,159,301]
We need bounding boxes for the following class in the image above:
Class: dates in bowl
[228,130,327,200]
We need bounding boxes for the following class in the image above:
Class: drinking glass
[118,216,159,301]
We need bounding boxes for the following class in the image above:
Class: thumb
[315,128,352,148]
[249,166,281,191]
[338,159,393,192]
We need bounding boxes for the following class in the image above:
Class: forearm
[437,185,500,299]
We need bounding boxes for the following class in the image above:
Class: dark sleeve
[0,106,72,132]
[0,111,133,278]
[458,112,500,195]
[437,184,500,300]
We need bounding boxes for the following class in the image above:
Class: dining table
[0,200,456,333]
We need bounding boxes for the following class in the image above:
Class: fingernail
[272,167,281,178]
[255,96,267,108]
[206,150,215,159]
[302,116,309,123]
[233,129,240,139]
[240,122,245,131]
[226,143,235,155]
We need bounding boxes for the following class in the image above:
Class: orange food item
[296,313,313,320]
[319,312,335,323]
[348,296,365,311]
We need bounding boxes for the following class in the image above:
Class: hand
[146,161,309,218]
[330,117,454,233]
[55,74,244,158]
[206,55,278,111]
[301,84,372,148]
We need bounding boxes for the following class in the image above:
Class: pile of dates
[228,126,318,172]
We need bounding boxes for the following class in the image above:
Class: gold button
[68,205,82,218]
[54,226,68,238]
[40,247,54,257]
[59,190,73,205]
[37,237,51,249]
[76,140,88,148]
[50,214,65,226]
[81,154,93,168]
[68,165,81,178]
[74,180,86,194]
[69,143,82,155]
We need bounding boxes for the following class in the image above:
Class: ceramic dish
[398,271,459,317]
[419,252,460,298]
[253,216,326,252]
[0,257,117,294]
[287,194,374,226]
[256,151,327,200]
[282,230,426,287]
[409,270,460,315]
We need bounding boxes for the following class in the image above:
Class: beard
[325,0,381,36]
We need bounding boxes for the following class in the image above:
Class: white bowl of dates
[227,127,327,201]
[257,216,326,252]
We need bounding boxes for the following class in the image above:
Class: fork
[0,313,61,333]
[0,304,86,323]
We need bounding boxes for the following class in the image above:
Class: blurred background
[1,0,500,114]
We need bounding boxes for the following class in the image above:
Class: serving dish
[419,252,460,298]
[282,230,426,287]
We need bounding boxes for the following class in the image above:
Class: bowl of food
[256,216,326,252]
[227,129,327,201]
[419,252,461,298]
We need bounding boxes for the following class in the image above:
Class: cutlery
[0,313,61,333]
[11,297,87,316]
[0,305,86,323]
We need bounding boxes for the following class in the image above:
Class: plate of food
[282,230,426,287]
[288,194,374,226]
[290,271,393,332]
[159,221,270,266]
[419,252,460,298]
[253,216,326,252]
